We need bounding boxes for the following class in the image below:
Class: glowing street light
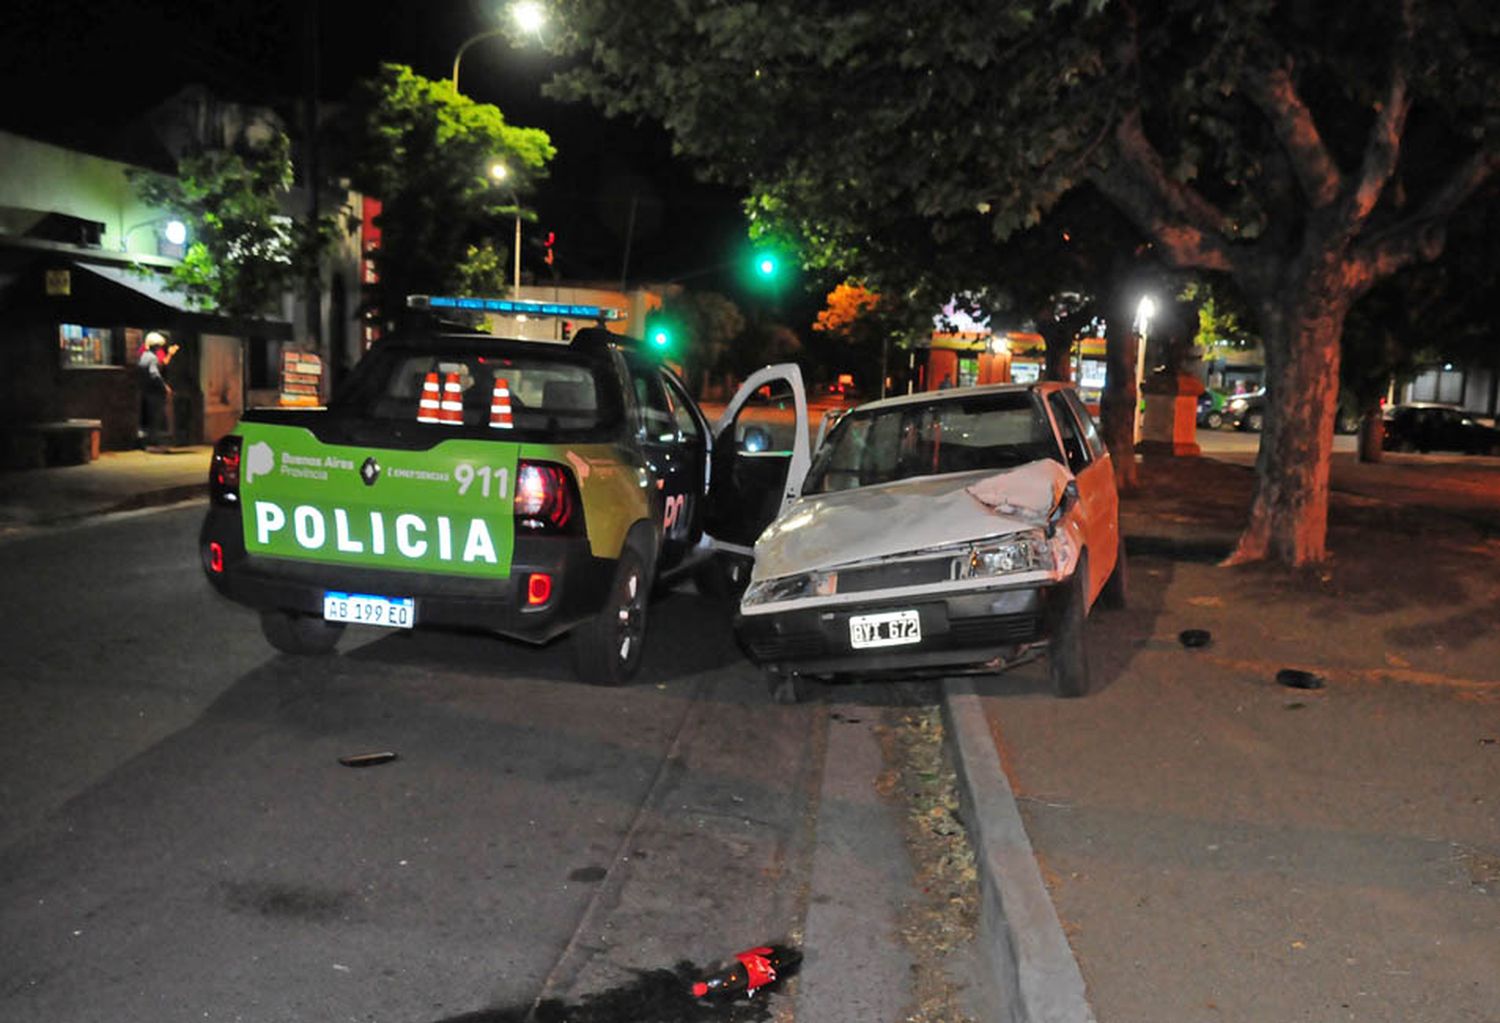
[452,2,548,92]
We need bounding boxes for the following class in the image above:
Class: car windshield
[333,342,623,437]
[802,390,1060,494]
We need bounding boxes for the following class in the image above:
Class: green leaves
[347,64,555,319]
[131,130,328,321]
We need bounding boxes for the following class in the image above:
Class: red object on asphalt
[690,944,801,998]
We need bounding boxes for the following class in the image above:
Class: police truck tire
[1048,568,1091,699]
[572,547,650,686]
[260,610,344,655]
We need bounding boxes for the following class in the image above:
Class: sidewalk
[0,446,211,538]
[947,453,1500,1022]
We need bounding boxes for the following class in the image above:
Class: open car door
[701,364,810,557]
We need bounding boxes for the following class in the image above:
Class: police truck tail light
[514,461,581,534]
[208,541,224,574]
[210,436,242,506]
[527,572,553,605]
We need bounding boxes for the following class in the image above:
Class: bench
[0,419,103,469]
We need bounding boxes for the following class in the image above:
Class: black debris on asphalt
[1178,629,1212,648]
[1276,669,1325,690]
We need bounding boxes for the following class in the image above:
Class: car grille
[744,611,1042,663]
[835,558,955,594]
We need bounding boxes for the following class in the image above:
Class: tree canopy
[547,0,1499,566]
[132,131,330,322]
[347,64,555,322]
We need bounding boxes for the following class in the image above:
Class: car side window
[625,359,677,442]
[1063,389,1107,459]
[660,371,703,443]
[1048,392,1091,473]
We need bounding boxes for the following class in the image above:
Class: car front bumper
[199,506,613,644]
[734,583,1059,678]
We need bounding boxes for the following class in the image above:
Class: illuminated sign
[409,295,623,321]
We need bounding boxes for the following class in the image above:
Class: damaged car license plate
[849,609,922,649]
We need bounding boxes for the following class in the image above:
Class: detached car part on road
[735,382,1124,700]
[200,326,807,684]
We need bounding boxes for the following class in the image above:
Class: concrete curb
[941,679,1095,1023]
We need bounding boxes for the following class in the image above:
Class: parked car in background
[1197,389,1231,430]
[1225,389,1267,432]
[1382,403,1500,455]
[735,382,1124,702]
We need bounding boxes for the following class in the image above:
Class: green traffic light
[651,327,671,347]
[756,255,777,277]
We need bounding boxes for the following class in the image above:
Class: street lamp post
[488,162,522,292]
[451,2,546,92]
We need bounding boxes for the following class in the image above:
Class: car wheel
[1205,411,1223,430]
[1047,567,1091,699]
[1246,410,1265,432]
[693,553,752,602]
[766,669,807,705]
[260,610,344,655]
[1098,543,1127,610]
[571,546,650,686]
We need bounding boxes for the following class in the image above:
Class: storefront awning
[73,263,201,313]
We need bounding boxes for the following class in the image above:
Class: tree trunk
[1100,326,1140,492]
[1042,326,1072,382]
[1357,408,1384,463]
[1226,285,1349,567]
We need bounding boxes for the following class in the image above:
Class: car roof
[848,380,1065,414]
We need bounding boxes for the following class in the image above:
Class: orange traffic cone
[417,371,442,423]
[439,372,464,425]
[489,377,514,430]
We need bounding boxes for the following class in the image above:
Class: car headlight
[957,530,1055,578]
[742,569,839,607]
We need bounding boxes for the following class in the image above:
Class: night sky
[1,0,785,309]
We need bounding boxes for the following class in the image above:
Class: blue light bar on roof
[408,295,623,320]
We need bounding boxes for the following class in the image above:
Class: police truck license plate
[323,591,415,629]
[849,609,921,649]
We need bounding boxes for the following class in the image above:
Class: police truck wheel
[1205,411,1223,430]
[260,610,344,655]
[1047,568,1091,699]
[572,547,649,686]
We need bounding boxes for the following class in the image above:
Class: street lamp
[452,1,547,92]
[120,217,188,254]
[488,161,523,292]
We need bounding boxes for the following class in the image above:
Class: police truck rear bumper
[200,508,612,643]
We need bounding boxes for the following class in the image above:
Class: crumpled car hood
[754,459,1072,580]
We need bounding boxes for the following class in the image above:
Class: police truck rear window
[338,346,622,436]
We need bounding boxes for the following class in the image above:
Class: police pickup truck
[200,327,808,684]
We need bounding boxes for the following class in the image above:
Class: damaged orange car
[734,382,1124,700]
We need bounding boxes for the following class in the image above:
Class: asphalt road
[0,505,926,1023]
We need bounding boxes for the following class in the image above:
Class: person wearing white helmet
[137,331,173,449]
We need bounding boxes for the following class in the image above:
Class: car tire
[1047,567,1091,699]
[1205,411,1223,430]
[571,546,650,686]
[693,553,752,602]
[260,610,344,655]
[766,670,807,705]
[1246,410,1265,432]
[1098,543,1127,610]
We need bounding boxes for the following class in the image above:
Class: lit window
[59,324,115,368]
